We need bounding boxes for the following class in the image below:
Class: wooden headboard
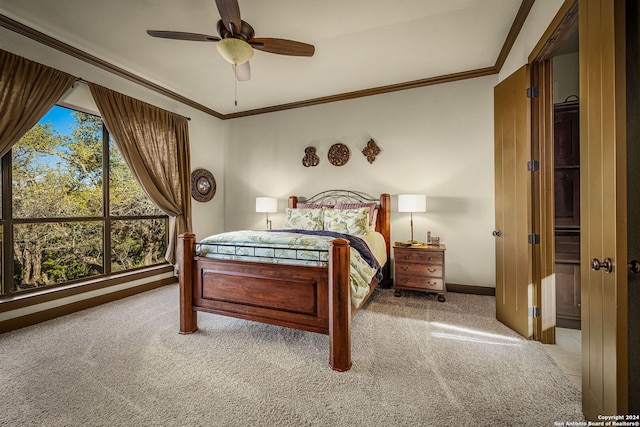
[288,190,391,284]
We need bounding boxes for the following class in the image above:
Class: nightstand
[393,244,447,302]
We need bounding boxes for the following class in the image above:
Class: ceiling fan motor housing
[216,19,254,41]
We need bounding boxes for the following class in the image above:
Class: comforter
[197,230,383,308]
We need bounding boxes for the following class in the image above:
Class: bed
[177,190,391,371]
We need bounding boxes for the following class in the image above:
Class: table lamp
[256,197,278,230]
[397,194,427,244]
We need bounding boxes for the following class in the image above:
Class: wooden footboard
[178,233,354,371]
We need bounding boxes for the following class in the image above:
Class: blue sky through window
[20,105,85,172]
[38,105,76,136]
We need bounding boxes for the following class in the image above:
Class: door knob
[591,258,614,274]
[628,260,640,274]
[492,230,502,237]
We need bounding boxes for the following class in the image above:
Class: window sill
[0,264,175,313]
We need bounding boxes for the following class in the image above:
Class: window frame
[1,110,169,297]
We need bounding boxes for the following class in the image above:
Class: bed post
[288,196,298,208]
[378,193,392,285]
[178,233,198,334]
[329,238,352,372]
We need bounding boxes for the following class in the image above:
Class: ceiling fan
[147,0,315,82]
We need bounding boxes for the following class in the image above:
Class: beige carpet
[0,285,583,426]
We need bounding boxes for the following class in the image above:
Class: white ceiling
[0,0,523,116]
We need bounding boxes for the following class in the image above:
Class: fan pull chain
[233,65,238,107]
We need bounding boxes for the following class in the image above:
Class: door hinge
[527,160,540,172]
[529,306,541,318]
[528,233,540,245]
[526,87,539,98]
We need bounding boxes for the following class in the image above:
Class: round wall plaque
[328,143,350,166]
[191,168,216,202]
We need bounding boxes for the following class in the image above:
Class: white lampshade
[397,194,427,213]
[216,38,254,65]
[256,197,278,213]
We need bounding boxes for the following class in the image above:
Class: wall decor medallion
[328,143,350,166]
[191,168,216,202]
[362,138,381,164]
[302,146,320,167]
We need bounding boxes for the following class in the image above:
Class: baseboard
[556,317,581,330]
[386,281,496,296]
[446,283,496,296]
[0,275,176,334]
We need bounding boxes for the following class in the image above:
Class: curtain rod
[74,77,191,121]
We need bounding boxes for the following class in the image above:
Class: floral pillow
[323,207,370,235]
[282,207,325,230]
[334,202,377,227]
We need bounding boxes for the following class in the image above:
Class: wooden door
[579,0,628,418]
[626,0,640,412]
[494,65,533,339]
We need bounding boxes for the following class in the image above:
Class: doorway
[528,0,583,404]
[528,1,583,389]
[550,34,581,331]
[542,29,582,388]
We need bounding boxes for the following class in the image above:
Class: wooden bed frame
[177,191,391,371]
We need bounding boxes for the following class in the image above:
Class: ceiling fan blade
[215,0,242,35]
[147,30,220,42]
[249,38,315,57]
[233,62,251,81]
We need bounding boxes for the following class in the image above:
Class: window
[1,106,168,296]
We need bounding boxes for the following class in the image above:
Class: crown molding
[494,0,536,72]
[223,67,498,119]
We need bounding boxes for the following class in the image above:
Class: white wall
[0,26,225,239]
[499,0,566,81]
[224,76,497,288]
[553,52,579,104]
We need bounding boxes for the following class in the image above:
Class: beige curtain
[88,83,192,265]
[0,49,75,158]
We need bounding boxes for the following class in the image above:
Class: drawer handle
[404,256,410,260]
[400,266,409,271]
[428,257,433,261]
[401,279,409,284]
[428,281,438,286]
[427,268,437,273]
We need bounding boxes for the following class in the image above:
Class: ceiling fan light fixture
[216,37,254,65]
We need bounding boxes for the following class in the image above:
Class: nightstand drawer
[395,275,444,291]
[395,263,443,278]
[395,250,443,265]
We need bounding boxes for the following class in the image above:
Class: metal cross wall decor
[361,138,381,164]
